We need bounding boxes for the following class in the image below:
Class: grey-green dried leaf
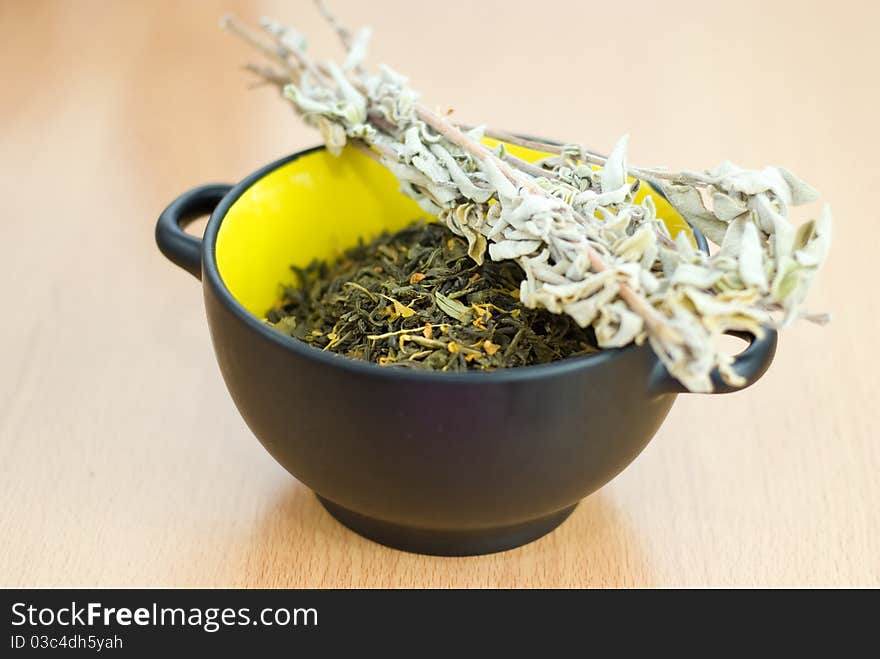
[776,167,819,205]
[662,183,729,245]
[737,218,769,291]
[670,263,723,288]
[318,116,347,156]
[599,135,629,194]
[771,258,802,302]
[560,280,618,327]
[613,225,655,262]
[489,239,542,260]
[327,62,367,123]
[430,143,493,203]
[595,301,643,348]
[342,26,371,70]
[435,291,473,323]
[712,191,748,222]
[794,205,832,267]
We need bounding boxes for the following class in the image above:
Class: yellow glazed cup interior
[217,140,694,318]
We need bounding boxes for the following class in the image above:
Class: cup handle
[155,184,232,280]
[651,328,778,394]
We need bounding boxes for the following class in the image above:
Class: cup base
[316,495,578,556]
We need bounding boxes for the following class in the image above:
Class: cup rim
[202,145,671,384]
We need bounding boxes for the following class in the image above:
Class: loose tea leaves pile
[267,222,598,370]
[224,2,832,391]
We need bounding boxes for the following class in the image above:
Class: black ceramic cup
[156,144,777,556]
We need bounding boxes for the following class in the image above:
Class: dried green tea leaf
[266,222,598,371]
[381,295,416,318]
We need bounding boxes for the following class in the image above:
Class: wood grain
[1,0,877,588]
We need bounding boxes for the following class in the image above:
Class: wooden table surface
[1,0,877,588]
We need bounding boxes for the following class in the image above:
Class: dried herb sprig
[222,2,832,392]
[266,222,598,370]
